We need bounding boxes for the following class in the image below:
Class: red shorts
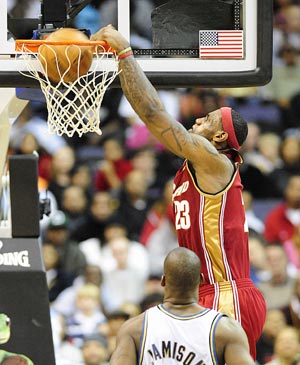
[199,278,266,360]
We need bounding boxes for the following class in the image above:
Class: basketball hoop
[15,39,120,138]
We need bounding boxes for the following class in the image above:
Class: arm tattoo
[119,59,163,120]
[161,125,184,152]
[193,136,219,156]
[119,57,216,160]
[121,60,187,149]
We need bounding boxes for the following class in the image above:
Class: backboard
[0,0,273,88]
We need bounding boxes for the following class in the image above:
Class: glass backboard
[0,0,273,88]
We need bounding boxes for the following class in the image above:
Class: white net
[17,44,120,137]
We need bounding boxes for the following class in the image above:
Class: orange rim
[15,39,113,53]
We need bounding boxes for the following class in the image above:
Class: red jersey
[263,202,295,243]
[94,159,133,191]
[173,158,250,285]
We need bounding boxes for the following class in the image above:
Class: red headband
[220,107,240,150]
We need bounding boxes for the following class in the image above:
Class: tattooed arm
[91,26,231,181]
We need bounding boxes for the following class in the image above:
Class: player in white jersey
[110,247,254,365]
[140,305,223,365]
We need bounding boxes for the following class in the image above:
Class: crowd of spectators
[5,0,300,364]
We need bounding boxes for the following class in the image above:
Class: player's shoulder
[117,312,145,338]
[215,315,246,339]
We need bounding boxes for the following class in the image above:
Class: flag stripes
[199,30,244,59]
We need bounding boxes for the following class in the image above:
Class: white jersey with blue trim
[139,304,224,365]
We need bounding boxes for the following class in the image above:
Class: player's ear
[200,273,204,285]
[213,130,228,143]
[161,274,166,287]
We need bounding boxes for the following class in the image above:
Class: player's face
[189,109,222,140]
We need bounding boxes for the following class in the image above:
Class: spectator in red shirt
[264,174,300,244]
[94,136,133,193]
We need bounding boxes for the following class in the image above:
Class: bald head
[163,247,201,293]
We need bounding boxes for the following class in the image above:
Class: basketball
[38,28,93,83]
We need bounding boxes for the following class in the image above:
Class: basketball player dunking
[91,25,266,360]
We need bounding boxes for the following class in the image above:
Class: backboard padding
[152,0,237,49]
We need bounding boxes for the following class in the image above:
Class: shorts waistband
[199,278,254,295]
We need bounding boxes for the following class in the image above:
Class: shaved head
[163,247,201,293]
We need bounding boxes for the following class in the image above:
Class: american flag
[199,30,244,59]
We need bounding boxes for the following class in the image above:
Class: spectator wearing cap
[43,210,87,279]
[98,310,130,360]
[81,333,109,365]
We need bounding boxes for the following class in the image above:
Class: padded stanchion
[9,154,40,238]
[0,238,55,365]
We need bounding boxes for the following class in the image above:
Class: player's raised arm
[91,25,229,174]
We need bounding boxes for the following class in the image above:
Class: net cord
[17,44,120,137]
